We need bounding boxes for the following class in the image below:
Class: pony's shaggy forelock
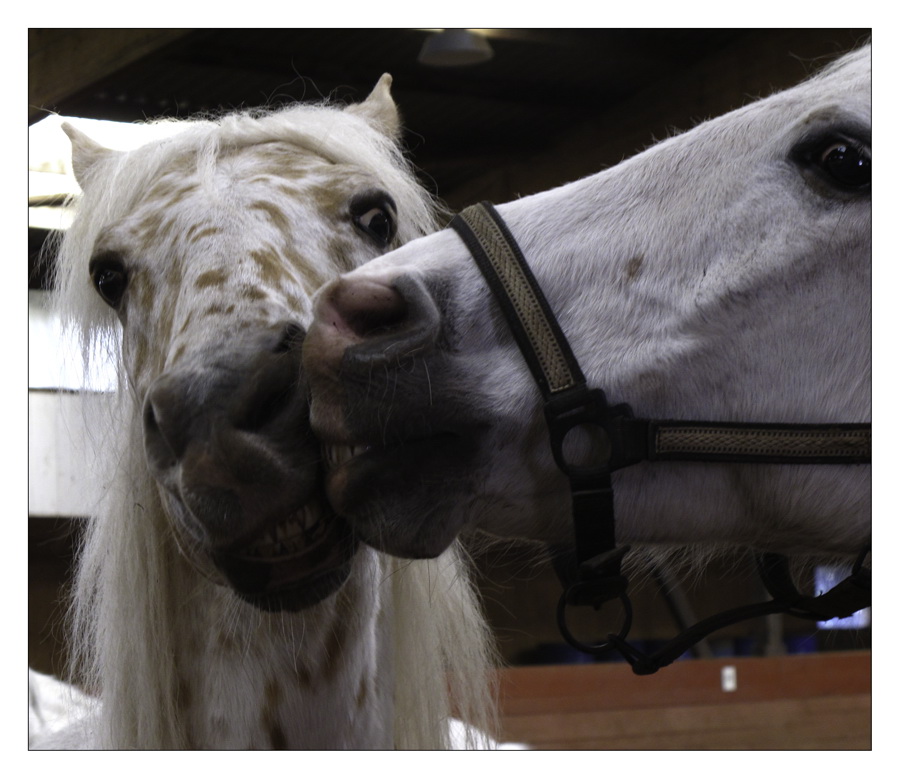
[48,97,495,749]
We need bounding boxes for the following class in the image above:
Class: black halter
[450,201,871,675]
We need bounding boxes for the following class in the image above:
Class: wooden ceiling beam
[28,29,192,123]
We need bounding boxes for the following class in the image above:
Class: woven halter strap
[450,201,871,674]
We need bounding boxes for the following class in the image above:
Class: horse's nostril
[330,278,408,338]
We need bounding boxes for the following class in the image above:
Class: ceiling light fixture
[418,29,494,67]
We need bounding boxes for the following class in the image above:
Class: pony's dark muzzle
[142,320,315,546]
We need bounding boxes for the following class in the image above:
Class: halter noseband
[450,201,871,675]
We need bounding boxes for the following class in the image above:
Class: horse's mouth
[322,439,438,510]
[322,434,474,506]
[319,434,483,560]
[212,501,358,612]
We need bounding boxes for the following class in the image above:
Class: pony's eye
[817,141,871,189]
[357,207,394,244]
[89,253,128,308]
[350,192,397,248]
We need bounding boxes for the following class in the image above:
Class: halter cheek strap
[450,201,871,674]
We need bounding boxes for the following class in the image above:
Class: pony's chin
[226,560,357,612]
[211,511,360,612]
[164,484,362,611]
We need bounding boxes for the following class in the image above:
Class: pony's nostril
[234,324,305,432]
[144,399,159,435]
[143,390,183,470]
[330,278,408,338]
[274,322,305,353]
[238,383,294,432]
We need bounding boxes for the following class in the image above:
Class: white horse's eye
[818,141,871,189]
[794,133,871,194]
[89,252,129,309]
[350,192,397,248]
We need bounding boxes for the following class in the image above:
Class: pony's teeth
[283,518,303,537]
[301,506,318,531]
[243,507,325,559]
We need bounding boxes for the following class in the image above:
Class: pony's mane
[51,98,495,748]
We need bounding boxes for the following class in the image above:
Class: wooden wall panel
[496,652,871,750]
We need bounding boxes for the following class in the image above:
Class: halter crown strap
[450,202,872,468]
[450,201,584,397]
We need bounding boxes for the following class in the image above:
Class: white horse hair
[304,49,871,566]
[35,77,497,749]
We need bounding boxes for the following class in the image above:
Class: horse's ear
[347,73,401,141]
[62,122,119,187]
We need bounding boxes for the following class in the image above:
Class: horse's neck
[174,548,395,749]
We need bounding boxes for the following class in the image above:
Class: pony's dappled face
[304,49,872,560]
[67,82,416,610]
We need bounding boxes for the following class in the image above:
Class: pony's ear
[347,73,401,141]
[62,122,120,187]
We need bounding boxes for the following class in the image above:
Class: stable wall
[495,652,871,749]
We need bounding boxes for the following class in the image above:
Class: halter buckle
[543,385,642,478]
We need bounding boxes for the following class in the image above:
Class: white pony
[304,49,871,565]
[34,76,497,749]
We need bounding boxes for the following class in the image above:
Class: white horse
[34,76,497,749]
[304,49,871,568]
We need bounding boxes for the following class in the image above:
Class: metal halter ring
[555,589,634,656]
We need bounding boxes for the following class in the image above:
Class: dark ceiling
[30,27,871,191]
[28,28,867,288]
[31,30,753,188]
